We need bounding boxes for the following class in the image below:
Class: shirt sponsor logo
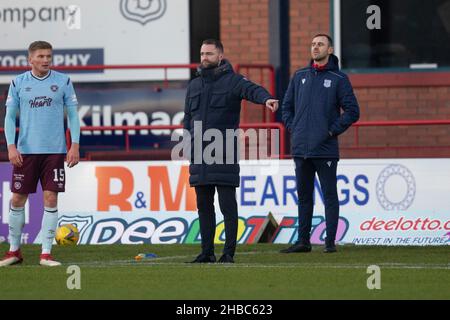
[13,173,24,181]
[29,96,52,108]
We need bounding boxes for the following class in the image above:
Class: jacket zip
[199,78,214,183]
[305,69,319,159]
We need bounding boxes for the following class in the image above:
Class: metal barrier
[2,120,450,159]
[58,120,450,159]
[63,122,286,160]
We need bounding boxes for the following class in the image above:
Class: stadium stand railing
[3,120,450,160]
[62,123,286,161]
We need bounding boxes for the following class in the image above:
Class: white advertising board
[1,159,449,245]
[0,0,190,83]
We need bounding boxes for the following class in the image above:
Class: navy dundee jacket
[282,54,360,158]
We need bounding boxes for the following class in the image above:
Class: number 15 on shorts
[53,168,65,182]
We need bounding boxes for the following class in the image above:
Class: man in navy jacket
[184,39,279,263]
[281,34,360,253]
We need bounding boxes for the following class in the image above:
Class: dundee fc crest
[120,0,167,25]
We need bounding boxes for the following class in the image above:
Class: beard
[200,60,220,69]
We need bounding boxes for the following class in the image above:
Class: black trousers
[294,158,339,244]
[195,185,238,257]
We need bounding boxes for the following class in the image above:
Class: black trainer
[323,239,337,253]
[323,242,337,253]
[188,253,216,263]
[280,242,312,253]
[217,254,234,263]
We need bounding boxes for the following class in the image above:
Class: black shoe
[217,254,234,263]
[188,253,216,263]
[323,240,337,253]
[280,242,312,253]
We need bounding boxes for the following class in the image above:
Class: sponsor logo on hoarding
[352,235,449,245]
[59,214,350,245]
[120,0,167,25]
[360,217,450,232]
[94,165,371,213]
[58,215,93,242]
[376,164,415,210]
[78,105,184,136]
[356,216,450,245]
[96,165,196,212]
[0,5,79,28]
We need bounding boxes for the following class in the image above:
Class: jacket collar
[309,54,340,72]
[197,59,233,80]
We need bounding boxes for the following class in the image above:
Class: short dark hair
[313,34,333,47]
[202,39,224,53]
[28,41,52,54]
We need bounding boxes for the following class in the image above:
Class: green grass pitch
[0,243,448,299]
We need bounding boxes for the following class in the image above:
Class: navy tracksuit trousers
[195,185,238,257]
[294,157,339,244]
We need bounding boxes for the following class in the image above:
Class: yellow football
[55,224,80,246]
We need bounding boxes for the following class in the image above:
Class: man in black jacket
[184,39,278,263]
[281,34,360,253]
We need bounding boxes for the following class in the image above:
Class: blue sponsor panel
[0,48,104,74]
[75,84,186,152]
[240,174,370,208]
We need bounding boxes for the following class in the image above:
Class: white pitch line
[9,261,450,270]
[52,259,450,270]
[6,251,449,270]
[8,262,450,270]
[58,262,450,270]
